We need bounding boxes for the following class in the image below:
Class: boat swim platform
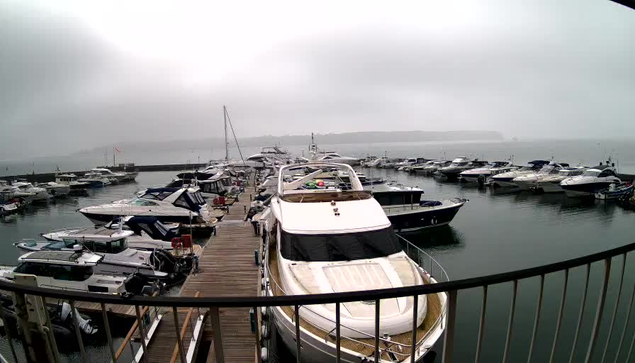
[144,194,262,363]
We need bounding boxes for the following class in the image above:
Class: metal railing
[0,240,634,362]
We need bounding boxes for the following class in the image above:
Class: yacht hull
[533,181,564,193]
[81,211,195,225]
[385,200,466,232]
[561,182,615,197]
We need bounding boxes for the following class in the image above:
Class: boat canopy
[125,216,179,241]
[280,227,402,262]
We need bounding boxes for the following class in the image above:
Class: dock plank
[145,194,261,363]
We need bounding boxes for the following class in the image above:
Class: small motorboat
[595,182,634,200]
[560,163,621,197]
[55,174,91,190]
[11,181,51,202]
[37,182,71,198]
[78,172,111,188]
[0,249,160,295]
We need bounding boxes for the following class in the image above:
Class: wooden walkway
[145,194,261,363]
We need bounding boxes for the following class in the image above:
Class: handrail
[0,241,634,307]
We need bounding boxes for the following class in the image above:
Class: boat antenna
[224,105,229,161]
[224,106,245,164]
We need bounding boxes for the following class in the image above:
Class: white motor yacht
[533,168,586,193]
[488,160,550,187]
[55,174,91,189]
[512,163,570,191]
[37,182,70,198]
[459,161,516,183]
[560,164,621,197]
[314,152,360,166]
[0,249,158,295]
[261,162,447,362]
[41,216,178,251]
[79,187,213,226]
[418,160,451,175]
[78,172,111,188]
[12,181,51,202]
[90,168,128,183]
[0,181,35,203]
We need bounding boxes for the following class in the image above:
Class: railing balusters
[411,294,419,363]
[336,302,341,363]
[614,284,635,363]
[600,254,626,363]
[569,263,591,363]
[502,280,518,363]
[474,285,488,363]
[0,296,19,363]
[584,258,612,362]
[442,290,458,363]
[172,307,187,363]
[527,275,544,363]
[101,303,117,363]
[209,306,225,363]
[295,305,301,363]
[375,299,381,363]
[549,269,569,363]
[69,300,87,363]
[627,321,635,363]
[134,305,148,363]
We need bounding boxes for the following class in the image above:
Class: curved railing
[0,240,634,363]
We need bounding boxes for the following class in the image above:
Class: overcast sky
[0,0,633,159]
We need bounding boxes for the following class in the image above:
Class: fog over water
[1,0,634,161]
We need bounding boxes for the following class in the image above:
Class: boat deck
[144,194,261,362]
[268,243,444,361]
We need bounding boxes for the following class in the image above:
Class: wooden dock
[144,194,261,362]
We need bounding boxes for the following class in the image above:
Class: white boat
[459,161,516,183]
[79,187,214,226]
[560,164,622,197]
[437,158,489,181]
[532,168,586,193]
[418,160,451,175]
[12,181,51,202]
[394,158,419,170]
[90,168,128,183]
[14,233,193,281]
[0,249,158,295]
[78,172,111,188]
[261,162,447,362]
[55,174,91,189]
[309,133,360,166]
[41,216,178,251]
[488,160,551,187]
[37,182,70,198]
[0,181,35,203]
[512,163,570,191]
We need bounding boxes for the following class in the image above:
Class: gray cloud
[0,0,633,160]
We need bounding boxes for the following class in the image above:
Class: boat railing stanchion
[210,306,225,363]
[442,290,458,363]
[584,258,612,362]
[336,302,341,363]
[69,300,88,363]
[549,269,569,363]
[128,340,137,363]
[600,253,626,363]
[527,275,545,363]
[100,302,117,362]
[502,280,518,363]
[568,264,591,363]
[295,305,301,363]
[374,299,380,363]
[614,284,635,361]
[411,294,419,363]
[172,306,187,363]
[473,285,488,363]
[134,305,149,363]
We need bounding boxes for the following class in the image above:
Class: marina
[0,145,634,362]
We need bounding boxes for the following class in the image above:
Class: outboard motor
[124,273,158,295]
[59,302,98,335]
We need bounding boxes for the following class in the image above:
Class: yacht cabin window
[583,170,601,177]
[280,227,402,262]
[598,169,617,177]
[15,263,93,281]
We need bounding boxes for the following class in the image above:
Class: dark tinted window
[281,227,402,262]
[599,170,616,177]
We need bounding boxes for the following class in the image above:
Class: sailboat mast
[224,105,229,161]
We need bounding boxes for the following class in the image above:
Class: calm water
[1,168,634,362]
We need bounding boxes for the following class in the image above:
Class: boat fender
[261,307,268,318]
[260,347,268,362]
[261,325,269,338]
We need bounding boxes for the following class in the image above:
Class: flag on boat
[114,147,122,153]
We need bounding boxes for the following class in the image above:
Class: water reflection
[399,225,465,252]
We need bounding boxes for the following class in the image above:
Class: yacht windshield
[280,227,402,262]
[582,170,601,177]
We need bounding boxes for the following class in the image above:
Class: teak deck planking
[145,194,261,362]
